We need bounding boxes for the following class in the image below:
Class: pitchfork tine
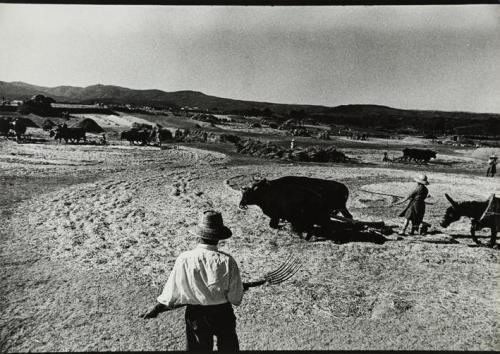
[265,258,301,282]
[264,256,298,280]
[267,262,302,284]
[265,254,294,278]
[271,265,301,284]
[265,263,296,282]
[279,262,302,281]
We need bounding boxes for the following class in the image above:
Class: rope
[359,189,434,205]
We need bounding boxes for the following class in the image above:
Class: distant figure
[100,133,107,145]
[394,174,430,236]
[290,139,295,150]
[174,129,183,141]
[487,155,497,177]
[154,125,161,146]
[382,152,390,162]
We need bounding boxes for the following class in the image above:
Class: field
[1,120,499,351]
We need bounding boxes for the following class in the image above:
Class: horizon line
[2,79,499,116]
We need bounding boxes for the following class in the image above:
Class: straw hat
[490,155,497,159]
[189,210,232,240]
[414,174,429,185]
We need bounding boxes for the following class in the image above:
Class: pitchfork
[243,254,302,290]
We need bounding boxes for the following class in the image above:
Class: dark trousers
[185,302,239,352]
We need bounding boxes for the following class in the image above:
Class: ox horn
[445,193,459,210]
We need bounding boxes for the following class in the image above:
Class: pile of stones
[235,138,348,162]
[175,130,240,144]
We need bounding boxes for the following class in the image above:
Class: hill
[0,81,325,114]
[1,80,499,135]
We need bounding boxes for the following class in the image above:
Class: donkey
[440,193,498,247]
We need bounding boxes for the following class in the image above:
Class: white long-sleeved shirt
[157,243,244,307]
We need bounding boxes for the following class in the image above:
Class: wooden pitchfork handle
[150,280,265,314]
[157,280,268,313]
[149,277,290,315]
[243,280,266,290]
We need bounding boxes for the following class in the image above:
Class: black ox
[402,148,436,163]
[0,118,12,137]
[50,125,86,143]
[440,193,498,248]
[12,118,27,142]
[120,129,151,145]
[239,176,352,240]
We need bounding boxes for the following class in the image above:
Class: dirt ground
[1,132,499,351]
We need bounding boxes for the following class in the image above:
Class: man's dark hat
[189,210,232,240]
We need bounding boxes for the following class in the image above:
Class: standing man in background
[486,155,497,177]
[141,210,244,352]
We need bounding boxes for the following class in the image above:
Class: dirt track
[1,138,499,351]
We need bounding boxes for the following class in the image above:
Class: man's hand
[139,303,170,319]
[139,303,185,319]
[140,305,160,319]
[392,197,409,206]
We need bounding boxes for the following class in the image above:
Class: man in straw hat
[486,154,497,177]
[140,210,244,351]
[393,174,430,236]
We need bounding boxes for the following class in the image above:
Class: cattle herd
[240,176,499,247]
[1,115,440,167]
[0,117,178,147]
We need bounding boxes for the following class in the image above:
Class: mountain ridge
[1,81,499,125]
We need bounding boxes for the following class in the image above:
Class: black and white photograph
[0,3,499,352]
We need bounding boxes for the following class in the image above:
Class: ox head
[50,125,62,138]
[239,176,269,210]
[51,124,68,139]
[440,193,461,228]
[430,151,437,159]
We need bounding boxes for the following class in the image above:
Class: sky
[0,5,499,113]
